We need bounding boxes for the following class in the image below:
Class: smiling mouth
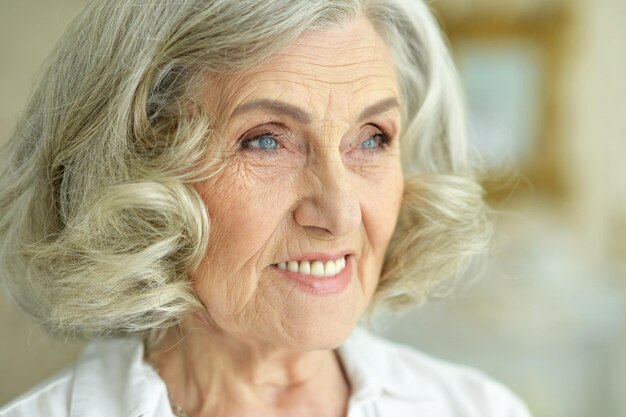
[272,255,348,278]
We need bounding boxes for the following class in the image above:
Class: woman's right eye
[241,133,280,151]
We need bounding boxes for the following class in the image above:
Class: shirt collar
[337,326,437,404]
[69,327,435,416]
[70,337,168,417]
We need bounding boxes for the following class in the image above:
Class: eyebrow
[231,97,400,124]
[357,97,400,121]
[232,99,312,123]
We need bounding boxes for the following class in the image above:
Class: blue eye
[244,134,280,150]
[360,133,388,149]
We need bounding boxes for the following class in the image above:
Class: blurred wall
[435,0,626,268]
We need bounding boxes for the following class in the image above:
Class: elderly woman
[0,0,531,416]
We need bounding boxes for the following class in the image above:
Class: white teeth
[299,260,311,275]
[287,260,299,273]
[275,256,348,277]
[324,260,336,277]
[335,257,345,271]
[311,260,325,277]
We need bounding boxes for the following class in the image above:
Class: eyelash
[239,129,393,152]
[362,132,392,149]
[240,132,280,151]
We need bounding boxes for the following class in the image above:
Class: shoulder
[339,327,533,417]
[0,337,169,417]
[0,368,73,417]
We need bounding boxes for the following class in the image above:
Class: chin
[273,303,363,352]
[278,283,376,352]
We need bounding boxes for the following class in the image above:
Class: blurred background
[1,1,625,416]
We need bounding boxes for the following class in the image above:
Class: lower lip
[272,256,352,295]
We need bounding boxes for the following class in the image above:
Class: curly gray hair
[0,0,491,337]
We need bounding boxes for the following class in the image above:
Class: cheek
[356,163,403,295]
[360,165,404,249]
[191,169,292,314]
[203,162,294,248]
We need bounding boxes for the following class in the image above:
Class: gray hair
[0,0,491,337]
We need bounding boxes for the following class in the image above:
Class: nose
[293,146,361,238]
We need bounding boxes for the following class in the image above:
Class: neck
[146,314,350,417]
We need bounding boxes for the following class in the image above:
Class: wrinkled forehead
[201,17,400,127]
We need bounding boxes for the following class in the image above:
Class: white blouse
[0,327,533,417]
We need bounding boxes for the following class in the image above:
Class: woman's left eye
[359,133,389,149]
[242,133,280,150]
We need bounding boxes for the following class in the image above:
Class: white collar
[70,337,167,417]
[69,327,437,416]
[337,327,438,404]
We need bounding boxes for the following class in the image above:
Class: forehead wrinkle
[248,73,391,91]
[285,28,391,66]
[291,24,385,51]
[204,22,399,130]
[272,50,392,75]
[250,68,397,98]
[266,54,396,92]
[276,46,387,64]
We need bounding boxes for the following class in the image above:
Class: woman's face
[192,17,404,350]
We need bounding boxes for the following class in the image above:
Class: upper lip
[273,250,354,264]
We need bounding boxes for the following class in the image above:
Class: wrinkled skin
[149,17,404,417]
